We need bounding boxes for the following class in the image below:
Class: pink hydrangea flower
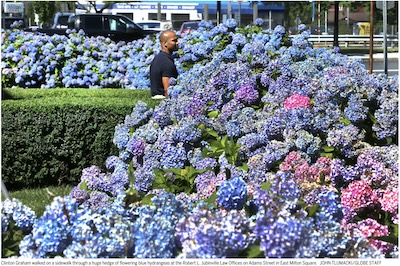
[345,218,394,254]
[379,188,399,215]
[284,94,311,109]
[279,151,332,183]
[279,151,304,171]
[341,180,379,213]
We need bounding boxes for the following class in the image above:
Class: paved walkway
[348,52,399,76]
[349,52,399,60]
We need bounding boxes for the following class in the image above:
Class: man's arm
[162,76,170,98]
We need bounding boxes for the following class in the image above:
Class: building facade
[79,1,285,30]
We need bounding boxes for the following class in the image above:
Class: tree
[282,1,330,29]
[27,1,56,27]
[76,1,126,13]
[373,1,398,34]
[25,1,75,27]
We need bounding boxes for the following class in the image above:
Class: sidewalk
[349,52,399,76]
[349,52,399,61]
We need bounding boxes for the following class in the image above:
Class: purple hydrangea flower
[235,85,259,104]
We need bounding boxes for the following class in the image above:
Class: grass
[2,88,161,109]
[2,185,75,217]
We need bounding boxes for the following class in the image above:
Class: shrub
[1,89,158,190]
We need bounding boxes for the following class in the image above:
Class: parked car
[136,20,172,32]
[29,13,156,42]
[52,12,74,29]
[179,21,199,35]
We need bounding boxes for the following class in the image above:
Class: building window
[148,13,166,21]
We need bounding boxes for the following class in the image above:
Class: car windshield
[58,16,70,26]
[182,22,198,30]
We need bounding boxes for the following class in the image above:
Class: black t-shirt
[150,51,178,96]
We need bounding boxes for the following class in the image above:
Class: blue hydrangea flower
[326,124,365,158]
[254,209,316,258]
[124,101,153,128]
[224,18,237,29]
[126,136,146,157]
[221,44,237,61]
[216,176,247,210]
[69,186,90,204]
[105,155,119,170]
[255,18,264,26]
[372,89,398,140]
[133,192,184,258]
[231,33,248,47]
[1,198,36,233]
[344,94,368,122]
[172,119,202,143]
[113,124,130,150]
[19,197,81,258]
[175,203,255,258]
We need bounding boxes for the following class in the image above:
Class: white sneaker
[151,95,166,99]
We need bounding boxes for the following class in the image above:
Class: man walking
[150,30,179,99]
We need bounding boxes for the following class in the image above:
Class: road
[349,52,399,76]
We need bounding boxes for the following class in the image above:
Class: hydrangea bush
[1,19,398,258]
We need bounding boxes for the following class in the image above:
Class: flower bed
[1,19,398,258]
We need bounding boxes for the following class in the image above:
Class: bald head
[159,30,179,54]
[160,30,175,43]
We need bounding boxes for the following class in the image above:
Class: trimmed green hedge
[2,89,158,190]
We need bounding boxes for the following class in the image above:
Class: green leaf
[203,191,218,206]
[208,110,219,118]
[322,145,335,152]
[306,204,320,217]
[246,244,264,258]
[261,182,272,191]
[205,128,219,138]
[166,167,184,176]
[79,181,88,190]
[368,112,378,124]
[221,135,228,147]
[339,118,351,126]
[141,194,155,206]
[372,235,398,245]
[3,248,16,258]
[320,152,334,158]
[238,163,249,172]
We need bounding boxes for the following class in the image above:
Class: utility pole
[382,0,388,75]
[334,1,339,47]
[217,1,221,25]
[369,0,374,74]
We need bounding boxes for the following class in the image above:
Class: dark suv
[67,14,157,42]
